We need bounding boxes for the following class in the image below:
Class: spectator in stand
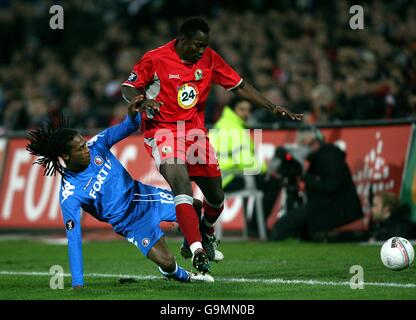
[1,0,416,132]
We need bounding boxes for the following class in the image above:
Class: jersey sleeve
[60,194,83,287]
[211,50,243,91]
[88,113,141,149]
[122,52,155,90]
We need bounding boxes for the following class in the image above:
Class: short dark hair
[179,17,210,39]
[26,118,78,176]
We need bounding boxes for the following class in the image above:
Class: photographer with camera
[269,127,363,241]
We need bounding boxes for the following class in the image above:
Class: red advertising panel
[0,138,6,180]
[323,126,411,216]
[0,125,412,233]
[266,125,412,230]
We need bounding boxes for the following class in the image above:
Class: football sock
[190,242,203,255]
[174,194,202,251]
[158,262,190,282]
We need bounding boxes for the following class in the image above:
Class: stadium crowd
[1,0,416,133]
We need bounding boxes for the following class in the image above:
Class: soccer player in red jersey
[121,17,303,274]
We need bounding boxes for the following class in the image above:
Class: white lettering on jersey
[127,237,138,247]
[61,180,75,204]
[88,158,112,199]
[87,134,105,147]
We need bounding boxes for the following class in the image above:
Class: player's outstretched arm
[232,81,303,121]
[61,199,84,288]
[98,98,145,149]
[122,86,162,120]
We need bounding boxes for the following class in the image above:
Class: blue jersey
[59,114,147,286]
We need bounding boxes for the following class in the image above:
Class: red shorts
[144,134,221,178]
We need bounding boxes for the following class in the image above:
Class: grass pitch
[0,238,415,300]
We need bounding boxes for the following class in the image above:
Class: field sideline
[0,239,415,300]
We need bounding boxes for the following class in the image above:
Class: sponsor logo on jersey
[142,238,150,247]
[195,69,203,80]
[88,158,112,199]
[128,72,137,82]
[169,74,180,79]
[61,180,75,204]
[94,156,104,166]
[66,220,74,231]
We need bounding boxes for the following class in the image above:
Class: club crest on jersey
[142,238,150,247]
[128,72,137,82]
[94,156,104,166]
[66,220,74,231]
[177,83,199,109]
[195,69,203,81]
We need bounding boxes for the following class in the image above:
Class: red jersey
[122,39,242,138]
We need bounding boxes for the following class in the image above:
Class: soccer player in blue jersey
[25,97,214,288]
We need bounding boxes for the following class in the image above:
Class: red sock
[203,201,224,226]
[175,203,202,245]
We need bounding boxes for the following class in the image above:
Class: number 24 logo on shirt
[177,83,199,109]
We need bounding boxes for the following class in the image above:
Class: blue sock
[158,262,190,282]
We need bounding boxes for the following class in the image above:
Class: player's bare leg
[148,237,176,271]
[159,162,210,274]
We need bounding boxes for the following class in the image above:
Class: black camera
[268,146,305,211]
[273,146,303,181]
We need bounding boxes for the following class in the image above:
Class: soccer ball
[380,237,414,270]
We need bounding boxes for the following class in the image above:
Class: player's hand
[140,99,163,119]
[128,94,145,118]
[272,105,303,121]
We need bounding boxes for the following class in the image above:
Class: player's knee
[172,181,193,196]
[160,165,192,195]
[165,175,192,195]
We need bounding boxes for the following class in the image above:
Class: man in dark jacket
[270,127,363,241]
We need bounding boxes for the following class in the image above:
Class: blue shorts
[123,182,176,257]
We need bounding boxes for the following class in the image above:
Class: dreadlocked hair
[26,118,78,176]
